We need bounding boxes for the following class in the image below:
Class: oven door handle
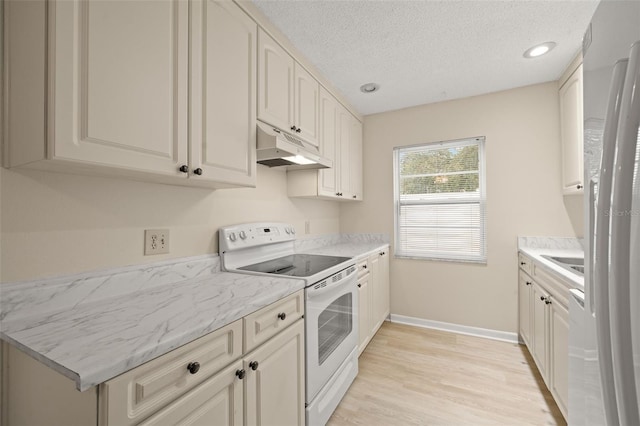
[306,271,356,299]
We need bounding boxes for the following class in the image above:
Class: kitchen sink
[541,255,584,276]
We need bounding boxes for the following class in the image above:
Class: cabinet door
[358,273,371,355]
[190,0,256,186]
[349,118,363,200]
[559,64,584,194]
[337,106,352,197]
[294,63,320,147]
[550,299,569,418]
[318,87,339,197]
[532,282,549,381]
[257,29,294,132]
[52,0,188,175]
[380,250,390,320]
[518,271,533,347]
[138,360,243,426]
[245,319,305,426]
[368,253,382,335]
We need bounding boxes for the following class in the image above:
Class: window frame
[392,136,487,263]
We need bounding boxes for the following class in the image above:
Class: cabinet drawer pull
[193,168,203,176]
[545,299,552,305]
[540,296,546,301]
[577,184,583,190]
[357,283,362,288]
[363,265,367,269]
[249,361,259,371]
[526,281,532,286]
[236,369,246,380]
[277,312,287,321]
[296,128,301,133]
[187,362,200,374]
[179,165,189,173]
[520,262,526,266]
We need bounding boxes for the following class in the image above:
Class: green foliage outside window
[399,145,479,195]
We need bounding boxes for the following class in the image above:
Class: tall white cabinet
[4,0,257,188]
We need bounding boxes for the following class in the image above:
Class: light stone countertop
[0,235,391,392]
[294,233,389,259]
[517,237,584,290]
[303,242,389,259]
[0,256,305,391]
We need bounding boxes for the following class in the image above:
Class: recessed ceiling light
[360,83,379,93]
[523,42,557,59]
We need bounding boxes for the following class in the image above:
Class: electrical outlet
[305,220,311,234]
[145,229,170,255]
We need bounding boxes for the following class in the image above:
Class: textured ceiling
[252,0,600,115]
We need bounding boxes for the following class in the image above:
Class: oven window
[318,293,353,365]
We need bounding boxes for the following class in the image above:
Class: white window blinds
[393,137,487,263]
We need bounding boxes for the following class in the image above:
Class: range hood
[256,121,332,170]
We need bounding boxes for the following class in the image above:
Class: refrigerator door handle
[610,40,640,426]
[594,58,628,426]
[588,178,597,316]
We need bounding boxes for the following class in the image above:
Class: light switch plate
[144,229,170,255]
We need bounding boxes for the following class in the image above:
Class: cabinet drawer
[357,259,369,278]
[244,290,304,353]
[518,253,533,275]
[99,319,242,426]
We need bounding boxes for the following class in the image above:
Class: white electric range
[219,222,359,426]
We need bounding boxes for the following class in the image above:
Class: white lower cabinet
[3,291,305,426]
[518,270,533,347]
[357,247,390,355]
[531,282,549,380]
[137,320,305,426]
[549,299,569,415]
[138,360,244,426]
[518,253,570,420]
[244,319,305,426]
[357,262,371,355]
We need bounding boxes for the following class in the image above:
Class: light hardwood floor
[328,322,565,426]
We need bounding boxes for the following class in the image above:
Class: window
[393,137,486,263]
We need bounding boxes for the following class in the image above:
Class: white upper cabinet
[349,118,363,200]
[318,87,339,197]
[293,63,320,146]
[257,28,295,134]
[5,0,257,188]
[287,94,363,202]
[190,0,257,186]
[52,0,189,176]
[258,29,319,146]
[559,63,584,195]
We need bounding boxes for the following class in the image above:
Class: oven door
[305,265,358,402]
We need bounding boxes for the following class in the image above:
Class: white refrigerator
[575,0,640,424]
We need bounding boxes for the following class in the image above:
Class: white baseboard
[389,314,519,344]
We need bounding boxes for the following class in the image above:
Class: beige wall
[0,166,339,282]
[340,82,580,333]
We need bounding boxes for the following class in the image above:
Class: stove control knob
[229,232,237,242]
[239,231,247,240]
[285,227,291,234]
[291,228,296,234]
